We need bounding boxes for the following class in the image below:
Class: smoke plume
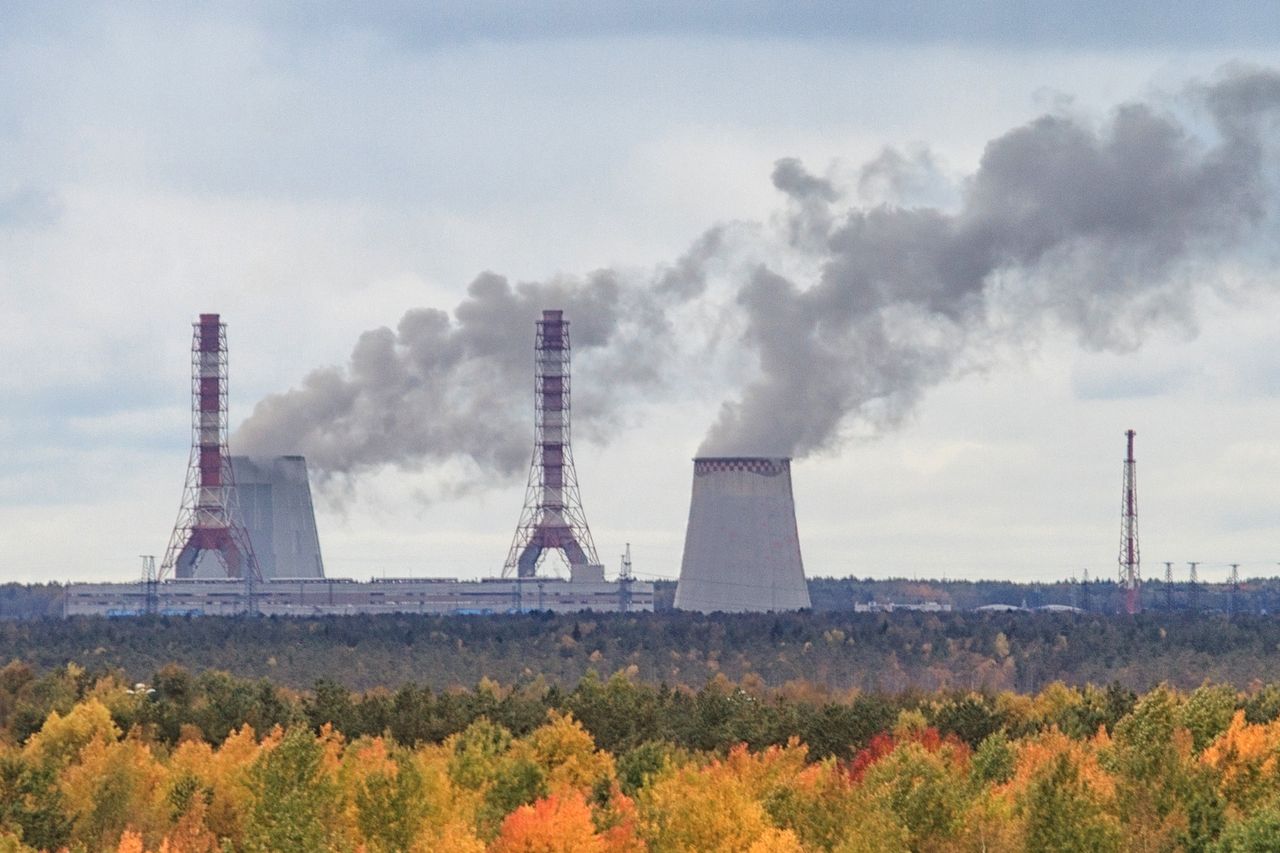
[236,67,1280,481]
[701,66,1280,455]
[234,270,661,483]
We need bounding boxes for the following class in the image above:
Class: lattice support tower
[161,314,262,582]
[140,555,158,615]
[503,310,601,578]
[1119,429,1141,614]
[1229,563,1241,616]
[619,543,634,613]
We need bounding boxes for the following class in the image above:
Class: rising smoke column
[700,67,1280,455]
[236,67,1280,480]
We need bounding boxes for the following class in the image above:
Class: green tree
[1180,683,1238,752]
[1214,796,1280,852]
[0,754,71,851]
[242,727,345,853]
[353,748,426,853]
[1020,752,1121,852]
[971,731,1016,786]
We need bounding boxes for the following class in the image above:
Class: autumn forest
[0,597,1276,850]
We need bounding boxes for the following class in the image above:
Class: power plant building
[675,457,810,613]
[64,576,653,617]
[64,309,653,618]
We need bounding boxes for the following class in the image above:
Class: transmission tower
[503,310,601,578]
[1229,563,1241,616]
[1080,568,1091,611]
[619,543,634,613]
[161,314,261,583]
[140,555,158,615]
[1188,561,1200,611]
[1164,561,1174,610]
[1118,430,1141,614]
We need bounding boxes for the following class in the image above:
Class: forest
[5,584,1280,849]
[0,663,1278,850]
[3,608,1280,692]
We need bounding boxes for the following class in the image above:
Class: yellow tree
[167,723,263,845]
[1202,710,1280,812]
[22,698,120,769]
[60,732,169,850]
[637,752,803,853]
[519,712,616,796]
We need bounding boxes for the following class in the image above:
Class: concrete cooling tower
[230,455,325,579]
[675,457,810,613]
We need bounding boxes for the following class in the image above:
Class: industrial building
[64,309,652,618]
[64,573,653,617]
[675,457,810,613]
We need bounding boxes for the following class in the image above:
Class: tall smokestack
[675,457,810,612]
[161,314,261,581]
[503,309,602,578]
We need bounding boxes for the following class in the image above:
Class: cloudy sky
[3,2,1280,588]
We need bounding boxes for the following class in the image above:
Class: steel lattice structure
[503,310,600,578]
[160,314,261,582]
[1118,429,1141,615]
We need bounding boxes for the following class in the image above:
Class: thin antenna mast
[1229,563,1241,616]
[619,543,633,613]
[1119,430,1141,615]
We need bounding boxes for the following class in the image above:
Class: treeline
[0,584,66,620]
[806,576,1280,614]
[0,660,1137,760]
[2,666,1280,849]
[6,609,1280,692]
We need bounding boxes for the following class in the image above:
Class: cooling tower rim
[692,456,791,476]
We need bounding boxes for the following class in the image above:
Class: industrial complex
[55,311,1168,620]
[67,310,677,617]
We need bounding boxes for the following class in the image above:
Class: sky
[2,3,1280,587]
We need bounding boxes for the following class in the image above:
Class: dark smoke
[236,67,1280,480]
[235,269,658,483]
[700,67,1280,456]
